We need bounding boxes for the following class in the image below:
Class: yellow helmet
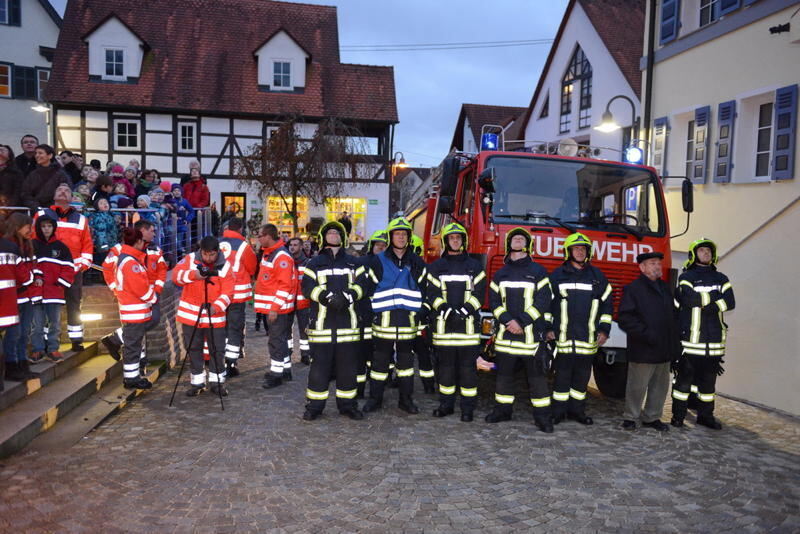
[504,227,533,256]
[411,234,424,255]
[684,237,718,269]
[367,230,388,253]
[386,217,413,248]
[563,232,592,261]
[440,222,468,252]
[318,220,348,249]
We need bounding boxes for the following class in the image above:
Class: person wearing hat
[354,230,388,397]
[361,217,428,414]
[547,232,613,426]
[484,228,553,431]
[671,238,735,430]
[301,221,366,421]
[426,222,486,422]
[617,250,679,431]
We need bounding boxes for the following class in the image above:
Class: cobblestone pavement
[1,321,798,533]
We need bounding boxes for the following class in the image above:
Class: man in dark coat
[617,252,679,431]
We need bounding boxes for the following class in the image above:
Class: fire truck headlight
[481,317,495,335]
[623,146,643,164]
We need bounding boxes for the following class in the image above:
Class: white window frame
[732,90,776,184]
[699,0,719,27]
[178,122,196,153]
[104,47,125,80]
[0,63,11,99]
[36,68,49,101]
[114,119,140,151]
[272,60,291,90]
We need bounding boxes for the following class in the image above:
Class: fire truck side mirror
[682,178,694,213]
[438,196,455,215]
[478,168,495,192]
[440,157,459,197]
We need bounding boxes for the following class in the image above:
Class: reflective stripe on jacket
[220,230,258,303]
[253,240,295,314]
[426,252,486,347]
[116,245,155,324]
[172,251,234,327]
[676,265,735,356]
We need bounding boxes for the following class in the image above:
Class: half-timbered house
[46,0,398,241]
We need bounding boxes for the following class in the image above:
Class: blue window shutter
[9,0,21,26]
[692,106,710,184]
[719,0,740,15]
[660,0,681,45]
[713,101,736,183]
[652,117,669,177]
[772,84,798,181]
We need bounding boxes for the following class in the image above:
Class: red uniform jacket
[35,206,93,272]
[31,235,74,305]
[173,251,235,327]
[220,229,258,303]
[115,245,156,324]
[0,238,33,326]
[254,240,295,315]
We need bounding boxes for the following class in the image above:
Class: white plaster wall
[255,31,308,89]
[234,119,261,137]
[463,117,477,152]
[85,17,144,79]
[0,0,59,66]
[85,111,107,129]
[0,99,49,145]
[523,1,639,161]
[146,113,172,131]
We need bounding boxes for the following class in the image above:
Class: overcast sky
[50,0,568,168]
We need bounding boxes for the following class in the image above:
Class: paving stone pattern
[1,317,798,533]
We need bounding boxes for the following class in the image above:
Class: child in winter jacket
[169,184,195,255]
[89,197,119,265]
[110,183,133,209]
[30,216,75,363]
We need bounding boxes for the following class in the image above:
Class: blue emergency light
[623,146,643,164]
[481,133,499,151]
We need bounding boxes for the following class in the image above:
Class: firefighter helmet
[504,227,533,256]
[440,222,468,252]
[366,230,388,254]
[684,237,718,269]
[563,232,593,261]
[411,234,424,255]
[318,220,348,249]
[386,217,413,247]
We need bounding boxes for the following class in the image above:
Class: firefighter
[361,217,427,414]
[114,227,157,390]
[301,221,366,420]
[355,230,388,397]
[671,238,735,430]
[173,236,235,396]
[0,232,33,391]
[485,228,553,432]
[287,237,311,366]
[254,224,296,389]
[220,217,258,377]
[35,183,93,351]
[426,222,486,422]
[410,233,436,393]
[547,232,613,426]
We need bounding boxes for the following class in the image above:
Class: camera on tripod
[197,264,219,278]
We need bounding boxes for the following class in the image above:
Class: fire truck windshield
[486,155,665,236]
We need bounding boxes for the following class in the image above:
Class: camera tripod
[169,275,225,410]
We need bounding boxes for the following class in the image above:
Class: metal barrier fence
[0,205,214,282]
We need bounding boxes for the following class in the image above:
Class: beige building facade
[643,0,800,414]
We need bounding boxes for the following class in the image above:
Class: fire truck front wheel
[592,349,628,399]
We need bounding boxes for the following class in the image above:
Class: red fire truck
[406,139,693,397]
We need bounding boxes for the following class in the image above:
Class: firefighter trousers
[493,353,552,424]
[672,355,720,421]
[435,345,479,413]
[182,325,226,386]
[267,313,292,377]
[413,331,435,386]
[225,302,246,362]
[305,341,358,414]
[289,308,311,361]
[121,322,148,382]
[552,351,594,418]
[65,272,84,344]
[370,338,414,403]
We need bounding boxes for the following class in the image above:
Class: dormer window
[273,61,291,89]
[105,49,124,78]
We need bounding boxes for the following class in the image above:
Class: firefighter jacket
[489,255,551,356]
[173,250,235,328]
[354,253,376,337]
[115,245,156,324]
[426,252,486,347]
[254,239,295,315]
[220,229,258,303]
[31,235,74,305]
[548,261,613,355]
[293,253,311,311]
[0,238,33,326]
[676,264,735,356]
[302,247,365,343]
[36,206,93,272]
[362,247,427,341]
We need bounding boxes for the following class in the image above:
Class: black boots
[339,407,365,420]
[282,369,293,382]
[432,404,455,418]
[696,416,722,430]
[123,377,152,390]
[568,413,594,425]
[186,385,205,397]
[536,420,554,433]
[101,334,122,361]
[422,378,436,394]
[262,375,283,389]
[210,384,228,397]
[398,396,419,415]
[485,407,512,423]
[362,398,382,413]
[226,360,240,378]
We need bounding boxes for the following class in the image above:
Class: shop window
[325,197,367,242]
[267,196,308,236]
